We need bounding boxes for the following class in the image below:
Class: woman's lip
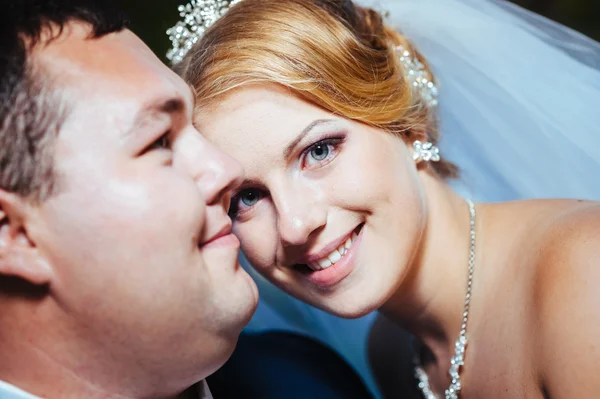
[296,224,362,265]
[302,224,364,289]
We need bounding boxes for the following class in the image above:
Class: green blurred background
[119,0,599,62]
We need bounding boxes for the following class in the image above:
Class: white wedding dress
[242,0,600,396]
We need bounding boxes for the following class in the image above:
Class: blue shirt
[0,381,40,399]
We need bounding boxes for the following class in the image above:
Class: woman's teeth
[308,231,358,271]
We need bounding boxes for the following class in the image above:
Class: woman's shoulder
[522,199,600,397]
[517,199,600,323]
[490,198,600,251]
[486,198,599,265]
[531,198,600,319]
[532,198,600,271]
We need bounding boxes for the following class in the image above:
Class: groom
[0,0,259,397]
[0,1,375,398]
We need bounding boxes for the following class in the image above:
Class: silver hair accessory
[396,45,439,107]
[413,140,441,162]
[165,0,443,111]
[166,0,243,64]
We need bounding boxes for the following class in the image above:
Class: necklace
[414,199,476,399]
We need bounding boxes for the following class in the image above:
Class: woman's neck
[380,175,484,364]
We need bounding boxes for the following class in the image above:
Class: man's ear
[0,190,52,286]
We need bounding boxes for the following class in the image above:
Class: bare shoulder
[536,199,600,284]
[532,200,600,398]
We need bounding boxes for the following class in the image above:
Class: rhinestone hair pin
[396,45,439,107]
[166,0,242,64]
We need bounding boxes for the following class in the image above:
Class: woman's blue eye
[229,188,263,219]
[304,140,340,168]
[309,144,330,161]
[240,190,260,207]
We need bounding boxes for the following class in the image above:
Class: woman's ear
[0,190,52,286]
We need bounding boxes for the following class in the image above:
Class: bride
[167,0,600,397]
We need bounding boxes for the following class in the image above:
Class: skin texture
[198,83,600,398]
[0,23,258,399]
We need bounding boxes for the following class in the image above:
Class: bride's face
[198,84,427,318]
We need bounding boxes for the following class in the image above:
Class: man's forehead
[33,21,194,144]
[37,22,183,100]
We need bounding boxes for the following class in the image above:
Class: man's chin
[234,275,260,330]
[219,271,259,333]
[245,270,260,312]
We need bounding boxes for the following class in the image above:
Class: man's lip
[295,224,362,264]
[199,223,233,247]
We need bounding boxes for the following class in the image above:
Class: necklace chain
[414,199,476,399]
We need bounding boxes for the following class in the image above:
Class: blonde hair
[178,0,458,179]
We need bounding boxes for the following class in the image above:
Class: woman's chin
[316,298,383,319]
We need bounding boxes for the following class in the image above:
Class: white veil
[244,0,600,396]
[365,0,600,202]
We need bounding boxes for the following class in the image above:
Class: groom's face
[27,24,258,377]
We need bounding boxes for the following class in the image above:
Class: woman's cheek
[237,222,277,271]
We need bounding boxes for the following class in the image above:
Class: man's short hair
[0,0,129,201]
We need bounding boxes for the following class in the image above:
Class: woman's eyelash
[304,136,344,153]
[301,135,346,164]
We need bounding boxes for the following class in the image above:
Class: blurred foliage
[120,0,599,62]
[119,1,178,62]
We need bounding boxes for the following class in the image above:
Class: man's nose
[179,130,244,207]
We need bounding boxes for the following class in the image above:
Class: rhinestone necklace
[414,199,476,399]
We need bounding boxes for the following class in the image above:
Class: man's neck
[0,380,202,399]
[0,337,194,399]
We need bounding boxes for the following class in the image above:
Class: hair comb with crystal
[395,45,439,107]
